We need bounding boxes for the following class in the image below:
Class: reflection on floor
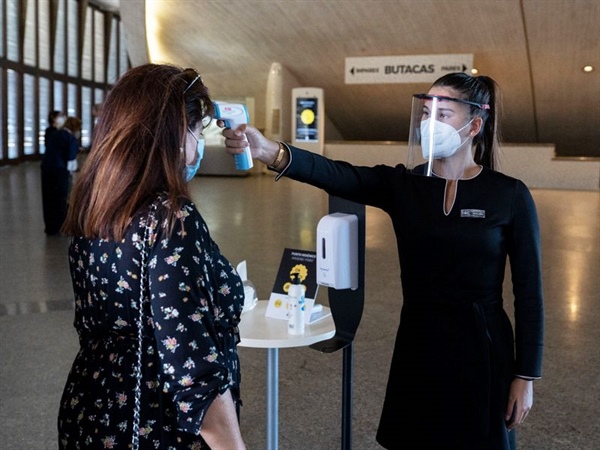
[1,162,598,449]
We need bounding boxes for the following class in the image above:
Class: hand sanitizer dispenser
[316,213,358,290]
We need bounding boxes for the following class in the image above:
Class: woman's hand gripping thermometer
[213,101,253,170]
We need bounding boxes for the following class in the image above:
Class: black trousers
[41,166,70,235]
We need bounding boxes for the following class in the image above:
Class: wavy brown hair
[62,64,214,240]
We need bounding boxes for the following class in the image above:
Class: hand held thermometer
[213,101,253,170]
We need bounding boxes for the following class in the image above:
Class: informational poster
[266,248,327,323]
[294,97,319,142]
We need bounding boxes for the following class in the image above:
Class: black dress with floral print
[58,196,244,449]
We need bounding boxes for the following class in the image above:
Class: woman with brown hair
[58,64,246,449]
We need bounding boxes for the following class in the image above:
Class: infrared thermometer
[213,101,253,170]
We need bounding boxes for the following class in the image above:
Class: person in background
[58,63,246,449]
[88,102,103,151]
[92,102,103,120]
[44,110,66,147]
[41,116,81,235]
[222,72,544,450]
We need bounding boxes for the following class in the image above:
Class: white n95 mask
[420,118,473,159]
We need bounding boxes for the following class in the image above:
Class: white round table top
[238,300,336,348]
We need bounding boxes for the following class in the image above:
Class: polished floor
[1,161,599,450]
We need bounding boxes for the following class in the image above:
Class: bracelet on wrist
[268,142,286,169]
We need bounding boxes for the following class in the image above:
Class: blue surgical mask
[185,130,204,182]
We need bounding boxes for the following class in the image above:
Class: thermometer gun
[213,101,253,170]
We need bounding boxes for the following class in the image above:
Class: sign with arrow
[345,54,473,84]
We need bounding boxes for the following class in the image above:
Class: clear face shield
[407,94,487,176]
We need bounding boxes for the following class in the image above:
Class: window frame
[0,0,129,165]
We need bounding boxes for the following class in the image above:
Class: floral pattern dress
[58,195,244,449]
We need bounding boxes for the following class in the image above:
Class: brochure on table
[265,248,330,324]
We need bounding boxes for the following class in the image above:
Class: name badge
[461,209,485,218]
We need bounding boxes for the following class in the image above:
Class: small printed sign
[345,54,473,84]
[266,248,322,323]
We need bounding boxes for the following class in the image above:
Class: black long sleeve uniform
[280,146,544,450]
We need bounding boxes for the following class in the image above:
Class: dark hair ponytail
[474,76,501,170]
[433,73,502,170]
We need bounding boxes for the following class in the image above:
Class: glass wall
[6,70,18,160]
[23,74,35,155]
[0,0,130,165]
[39,77,50,150]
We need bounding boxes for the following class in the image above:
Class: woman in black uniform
[222,73,543,450]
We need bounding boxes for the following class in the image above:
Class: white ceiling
[112,0,599,157]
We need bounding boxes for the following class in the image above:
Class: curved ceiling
[105,0,599,157]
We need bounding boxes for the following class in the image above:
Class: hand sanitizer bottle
[288,274,305,335]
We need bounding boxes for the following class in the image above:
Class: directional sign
[345,54,473,84]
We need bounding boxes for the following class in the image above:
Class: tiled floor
[1,161,599,449]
